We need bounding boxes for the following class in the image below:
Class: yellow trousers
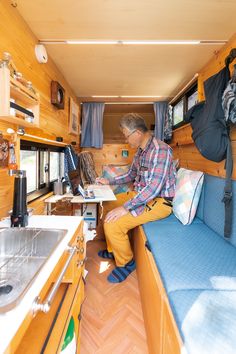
[103,191,172,266]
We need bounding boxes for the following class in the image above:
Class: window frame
[20,140,65,202]
[172,82,198,130]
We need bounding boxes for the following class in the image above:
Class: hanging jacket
[222,64,236,124]
[184,65,233,238]
[185,66,230,162]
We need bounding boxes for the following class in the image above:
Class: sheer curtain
[80,102,105,148]
[153,101,168,141]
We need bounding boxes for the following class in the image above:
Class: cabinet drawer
[15,274,84,354]
[62,228,85,283]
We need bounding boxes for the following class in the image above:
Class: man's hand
[105,206,129,223]
[96,177,109,185]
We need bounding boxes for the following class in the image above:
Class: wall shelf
[0,115,39,127]
[0,65,40,127]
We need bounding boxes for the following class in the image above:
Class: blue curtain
[153,101,168,141]
[80,102,105,148]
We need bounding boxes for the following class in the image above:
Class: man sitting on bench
[96,113,176,283]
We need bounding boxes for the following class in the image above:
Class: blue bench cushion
[202,175,236,246]
[153,213,203,224]
[168,289,236,354]
[143,220,236,292]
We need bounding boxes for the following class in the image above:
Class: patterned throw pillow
[102,164,132,195]
[173,168,204,225]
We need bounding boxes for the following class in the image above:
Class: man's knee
[104,220,120,239]
[104,220,114,234]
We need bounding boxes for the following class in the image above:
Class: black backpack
[185,56,235,238]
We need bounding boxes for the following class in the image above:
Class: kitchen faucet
[9,170,28,227]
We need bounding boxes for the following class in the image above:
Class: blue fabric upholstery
[147,212,203,225]
[143,221,236,292]
[141,175,236,354]
[169,289,236,354]
[195,181,204,220]
[203,174,236,246]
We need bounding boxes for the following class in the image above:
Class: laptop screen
[67,170,84,195]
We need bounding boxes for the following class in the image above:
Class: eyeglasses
[124,130,137,139]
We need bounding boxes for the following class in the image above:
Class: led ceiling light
[91,95,162,98]
[39,39,227,45]
[91,95,119,98]
[67,40,118,44]
[121,95,162,98]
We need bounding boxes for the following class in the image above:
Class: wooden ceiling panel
[15,0,236,99]
[44,44,222,97]
[17,0,236,40]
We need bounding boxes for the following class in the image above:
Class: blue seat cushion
[143,221,236,292]
[203,175,236,246]
[154,213,203,224]
[168,289,236,354]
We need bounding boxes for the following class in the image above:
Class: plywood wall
[81,144,136,175]
[172,34,236,180]
[0,0,80,218]
[103,104,155,143]
[81,104,154,170]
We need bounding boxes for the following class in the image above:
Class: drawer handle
[32,246,77,314]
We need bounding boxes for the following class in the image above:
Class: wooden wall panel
[0,0,80,218]
[103,107,154,143]
[0,0,80,142]
[81,144,136,175]
[82,104,153,173]
[172,34,236,180]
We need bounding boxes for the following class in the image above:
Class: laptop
[67,170,95,199]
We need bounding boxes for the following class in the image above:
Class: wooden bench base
[133,226,183,354]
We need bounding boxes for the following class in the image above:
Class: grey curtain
[80,102,105,148]
[153,101,168,141]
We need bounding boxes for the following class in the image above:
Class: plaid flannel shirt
[109,136,176,216]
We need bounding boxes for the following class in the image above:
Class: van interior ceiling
[0,0,236,353]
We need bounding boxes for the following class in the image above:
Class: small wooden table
[44,185,116,216]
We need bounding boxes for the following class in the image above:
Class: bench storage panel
[134,226,182,354]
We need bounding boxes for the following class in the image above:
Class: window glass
[50,151,60,182]
[39,150,48,186]
[20,140,65,201]
[172,83,198,130]
[20,150,37,193]
[187,90,198,110]
[173,99,184,127]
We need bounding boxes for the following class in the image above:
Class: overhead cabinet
[0,64,40,127]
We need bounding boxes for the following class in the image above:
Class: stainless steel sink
[0,228,67,312]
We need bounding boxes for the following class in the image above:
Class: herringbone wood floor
[80,239,149,354]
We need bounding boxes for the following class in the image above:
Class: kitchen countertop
[0,215,83,354]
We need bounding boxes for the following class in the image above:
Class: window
[20,140,65,202]
[173,98,184,127]
[172,83,198,129]
[187,86,198,110]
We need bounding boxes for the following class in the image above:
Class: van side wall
[172,33,236,179]
[0,0,80,218]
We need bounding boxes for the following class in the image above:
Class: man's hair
[119,113,148,133]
